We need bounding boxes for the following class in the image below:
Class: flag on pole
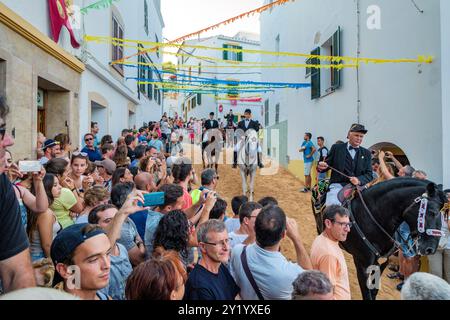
[48,0,80,48]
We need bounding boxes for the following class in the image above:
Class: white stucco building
[260,0,448,185]
[176,32,263,124]
[1,0,164,149]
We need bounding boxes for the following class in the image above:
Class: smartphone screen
[138,192,165,207]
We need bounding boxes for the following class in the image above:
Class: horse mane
[363,177,430,196]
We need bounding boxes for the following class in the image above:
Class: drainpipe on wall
[356,0,361,123]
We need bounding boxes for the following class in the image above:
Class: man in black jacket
[233,109,264,168]
[317,124,373,206]
[204,112,219,130]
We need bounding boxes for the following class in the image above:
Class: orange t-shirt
[310,233,351,300]
[181,187,193,211]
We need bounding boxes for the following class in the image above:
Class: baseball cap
[42,139,60,150]
[50,223,106,265]
[349,124,368,134]
[94,159,116,175]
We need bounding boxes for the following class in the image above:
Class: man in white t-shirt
[229,202,262,249]
[230,205,312,300]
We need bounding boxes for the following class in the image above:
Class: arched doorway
[369,142,410,166]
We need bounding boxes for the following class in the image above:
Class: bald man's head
[134,172,154,192]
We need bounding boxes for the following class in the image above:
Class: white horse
[235,129,259,201]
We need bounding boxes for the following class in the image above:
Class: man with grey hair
[0,96,36,292]
[292,270,334,300]
[401,272,450,300]
[184,220,240,300]
[412,170,427,180]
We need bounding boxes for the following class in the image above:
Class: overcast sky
[161,0,263,62]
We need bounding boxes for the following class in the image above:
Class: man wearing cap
[95,159,116,193]
[39,139,61,165]
[51,223,112,300]
[318,124,373,206]
[233,109,264,169]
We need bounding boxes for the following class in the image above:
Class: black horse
[312,178,447,300]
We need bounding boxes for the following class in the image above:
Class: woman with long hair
[54,133,72,161]
[113,144,130,168]
[28,174,62,262]
[45,158,84,228]
[112,167,134,187]
[68,153,93,192]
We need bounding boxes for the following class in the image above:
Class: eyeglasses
[332,220,353,229]
[202,238,230,248]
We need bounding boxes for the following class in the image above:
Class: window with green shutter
[197,93,202,105]
[331,27,342,89]
[144,0,149,36]
[147,69,153,100]
[223,44,229,60]
[311,47,321,100]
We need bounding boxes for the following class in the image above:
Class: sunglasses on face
[0,127,5,140]
[85,137,94,142]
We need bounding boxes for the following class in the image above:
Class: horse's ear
[426,183,437,198]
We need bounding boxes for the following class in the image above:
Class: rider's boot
[232,151,237,168]
[257,152,264,168]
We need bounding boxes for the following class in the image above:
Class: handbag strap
[240,246,265,300]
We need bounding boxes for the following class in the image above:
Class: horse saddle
[338,184,356,204]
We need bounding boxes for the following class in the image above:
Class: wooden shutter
[223,44,228,60]
[331,27,342,89]
[148,69,153,100]
[197,93,202,105]
[237,46,243,62]
[311,47,321,100]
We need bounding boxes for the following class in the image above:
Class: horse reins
[326,165,404,252]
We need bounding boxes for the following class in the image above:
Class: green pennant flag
[80,0,121,15]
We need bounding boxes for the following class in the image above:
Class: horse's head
[403,183,447,256]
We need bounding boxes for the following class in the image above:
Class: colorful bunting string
[109,0,296,65]
[85,35,434,66]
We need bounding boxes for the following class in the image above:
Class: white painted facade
[441,0,450,189]
[176,32,263,124]
[260,0,446,184]
[2,0,164,143]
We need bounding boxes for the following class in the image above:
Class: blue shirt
[129,210,148,240]
[81,146,102,162]
[148,139,164,152]
[301,140,315,163]
[144,210,164,257]
[184,263,240,300]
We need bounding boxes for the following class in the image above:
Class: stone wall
[0,22,81,160]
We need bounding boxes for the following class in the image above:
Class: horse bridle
[327,165,444,259]
[412,194,445,238]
